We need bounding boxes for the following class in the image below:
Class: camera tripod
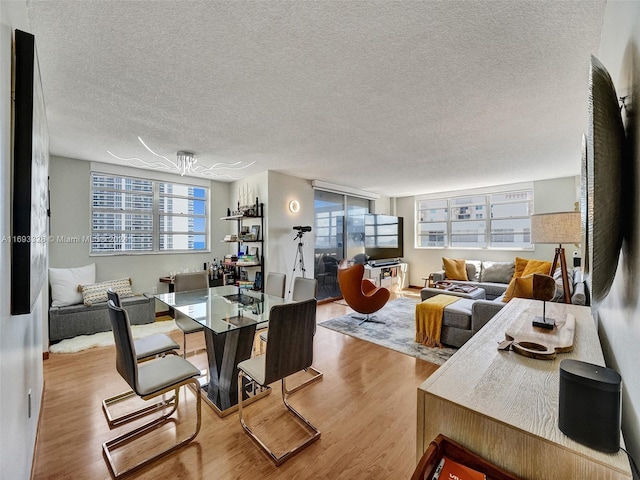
[288,231,307,298]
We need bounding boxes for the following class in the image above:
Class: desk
[155,285,289,416]
[416,298,632,479]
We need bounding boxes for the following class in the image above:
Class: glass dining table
[154,285,290,416]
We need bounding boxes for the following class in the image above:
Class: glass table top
[154,285,289,334]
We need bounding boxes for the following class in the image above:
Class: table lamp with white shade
[530,212,581,304]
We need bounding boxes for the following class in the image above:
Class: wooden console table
[417,298,632,479]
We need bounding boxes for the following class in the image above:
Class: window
[91,173,208,253]
[416,187,533,250]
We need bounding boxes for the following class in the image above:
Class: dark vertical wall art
[12,29,49,315]
[584,55,625,309]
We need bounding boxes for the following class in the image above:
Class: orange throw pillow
[522,259,552,277]
[443,257,468,281]
[514,257,530,278]
[503,274,535,303]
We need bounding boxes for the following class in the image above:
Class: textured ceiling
[26,1,606,197]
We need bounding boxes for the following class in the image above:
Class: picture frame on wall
[11,29,49,315]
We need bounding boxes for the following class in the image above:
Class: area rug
[319,297,457,365]
[49,320,178,354]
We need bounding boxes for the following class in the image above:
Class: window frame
[415,185,534,251]
[90,172,209,255]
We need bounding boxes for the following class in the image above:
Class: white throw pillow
[49,264,96,307]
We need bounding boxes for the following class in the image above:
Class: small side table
[422,274,435,288]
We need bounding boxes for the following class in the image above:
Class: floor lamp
[530,212,581,304]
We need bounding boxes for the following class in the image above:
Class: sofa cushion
[475,282,508,300]
[443,298,475,330]
[49,263,96,307]
[466,260,482,282]
[443,257,468,281]
[480,261,514,284]
[48,294,154,342]
[79,278,134,306]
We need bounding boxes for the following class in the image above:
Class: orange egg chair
[337,259,390,325]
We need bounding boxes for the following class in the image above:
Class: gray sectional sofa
[420,259,588,348]
[49,294,155,343]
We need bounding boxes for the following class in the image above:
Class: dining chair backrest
[291,277,318,302]
[263,298,317,386]
[174,271,208,292]
[108,300,139,394]
[107,288,121,307]
[265,272,286,298]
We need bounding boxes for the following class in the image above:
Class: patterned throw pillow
[79,278,134,306]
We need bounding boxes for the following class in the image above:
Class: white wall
[396,176,579,286]
[267,171,314,294]
[48,155,231,296]
[594,0,640,462]
[0,2,45,478]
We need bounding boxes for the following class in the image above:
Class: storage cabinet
[221,200,264,290]
[416,298,632,479]
[363,262,408,291]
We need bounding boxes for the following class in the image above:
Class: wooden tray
[504,310,576,360]
[411,434,522,480]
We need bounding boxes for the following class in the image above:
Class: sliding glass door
[314,190,370,300]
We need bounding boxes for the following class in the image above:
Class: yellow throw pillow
[522,259,552,277]
[503,274,534,303]
[514,257,530,278]
[442,257,468,281]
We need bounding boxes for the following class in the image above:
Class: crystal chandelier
[107,137,255,178]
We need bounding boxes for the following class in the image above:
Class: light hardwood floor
[32,290,440,479]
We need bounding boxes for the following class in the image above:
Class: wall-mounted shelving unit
[221,200,264,290]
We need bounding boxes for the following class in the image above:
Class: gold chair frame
[102,377,202,478]
[238,372,320,466]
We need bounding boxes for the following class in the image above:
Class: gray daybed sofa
[49,294,155,343]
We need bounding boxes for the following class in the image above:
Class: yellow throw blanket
[415,294,460,347]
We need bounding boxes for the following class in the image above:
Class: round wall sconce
[289,200,300,213]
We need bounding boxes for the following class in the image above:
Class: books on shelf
[432,456,486,480]
[237,280,254,290]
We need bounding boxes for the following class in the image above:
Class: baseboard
[42,351,49,361]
